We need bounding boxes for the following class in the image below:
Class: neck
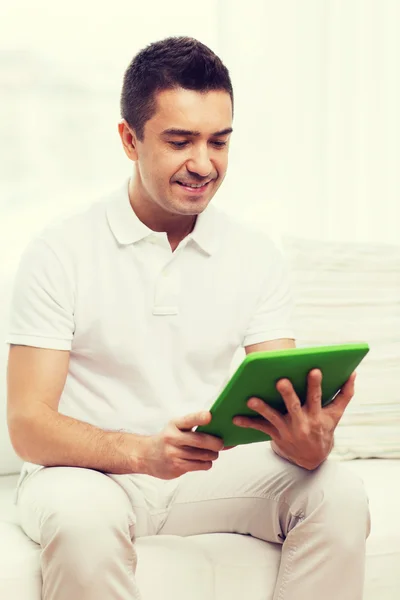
[128,176,196,249]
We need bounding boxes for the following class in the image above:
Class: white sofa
[1,234,400,599]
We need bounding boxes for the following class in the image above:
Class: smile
[176,181,211,189]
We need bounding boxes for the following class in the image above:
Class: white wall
[216,0,400,245]
[1,0,398,253]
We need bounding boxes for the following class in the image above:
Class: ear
[118,120,139,161]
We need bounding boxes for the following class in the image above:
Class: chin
[177,199,209,215]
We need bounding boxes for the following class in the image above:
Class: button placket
[153,258,180,316]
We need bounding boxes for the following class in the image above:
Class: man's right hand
[141,411,224,480]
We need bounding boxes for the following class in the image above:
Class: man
[6,37,370,600]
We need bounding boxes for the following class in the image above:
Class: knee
[322,462,369,511]
[43,496,133,539]
[302,461,371,540]
[40,511,134,590]
[38,472,136,579]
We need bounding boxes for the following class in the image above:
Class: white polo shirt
[7,180,294,484]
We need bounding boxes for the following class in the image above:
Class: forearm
[10,406,150,474]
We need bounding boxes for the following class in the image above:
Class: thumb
[174,411,212,432]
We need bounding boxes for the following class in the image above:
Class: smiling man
[6,37,370,600]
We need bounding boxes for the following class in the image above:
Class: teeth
[179,182,208,188]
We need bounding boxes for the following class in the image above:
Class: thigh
[158,442,364,542]
[159,443,293,541]
[17,466,155,543]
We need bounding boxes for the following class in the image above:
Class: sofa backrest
[282,235,400,459]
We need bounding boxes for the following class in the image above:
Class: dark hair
[120,36,234,141]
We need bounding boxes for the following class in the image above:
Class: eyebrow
[161,127,233,137]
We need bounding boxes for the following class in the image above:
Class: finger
[177,430,224,452]
[180,446,220,461]
[276,378,304,425]
[183,460,213,472]
[328,372,357,421]
[246,397,287,433]
[306,369,322,417]
[233,415,277,438]
[174,411,211,431]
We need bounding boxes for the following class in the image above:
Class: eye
[168,140,228,149]
[169,141,188,148]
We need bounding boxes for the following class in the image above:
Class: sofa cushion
[188,534,281,598]
[0,521,279,600]
[283,235,400,459]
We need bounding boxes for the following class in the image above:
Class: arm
[7,345,225,478]
[245,338,296,355]
[7,345,148,474]
[6,238,148,474]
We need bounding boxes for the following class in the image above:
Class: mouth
[175,180,212,194]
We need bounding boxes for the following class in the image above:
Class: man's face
[129,88,232,216]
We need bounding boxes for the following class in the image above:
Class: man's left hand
[233,369,356,470]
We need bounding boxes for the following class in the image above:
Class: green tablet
[196,343,370,447]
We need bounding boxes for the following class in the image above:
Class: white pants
[17,443,371,600]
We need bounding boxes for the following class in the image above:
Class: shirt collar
[106,179,219,256]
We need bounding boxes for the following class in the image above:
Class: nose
[186,145,213,179]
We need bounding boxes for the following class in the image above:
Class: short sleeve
[242,240,296,347]
[6,237,75,350]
